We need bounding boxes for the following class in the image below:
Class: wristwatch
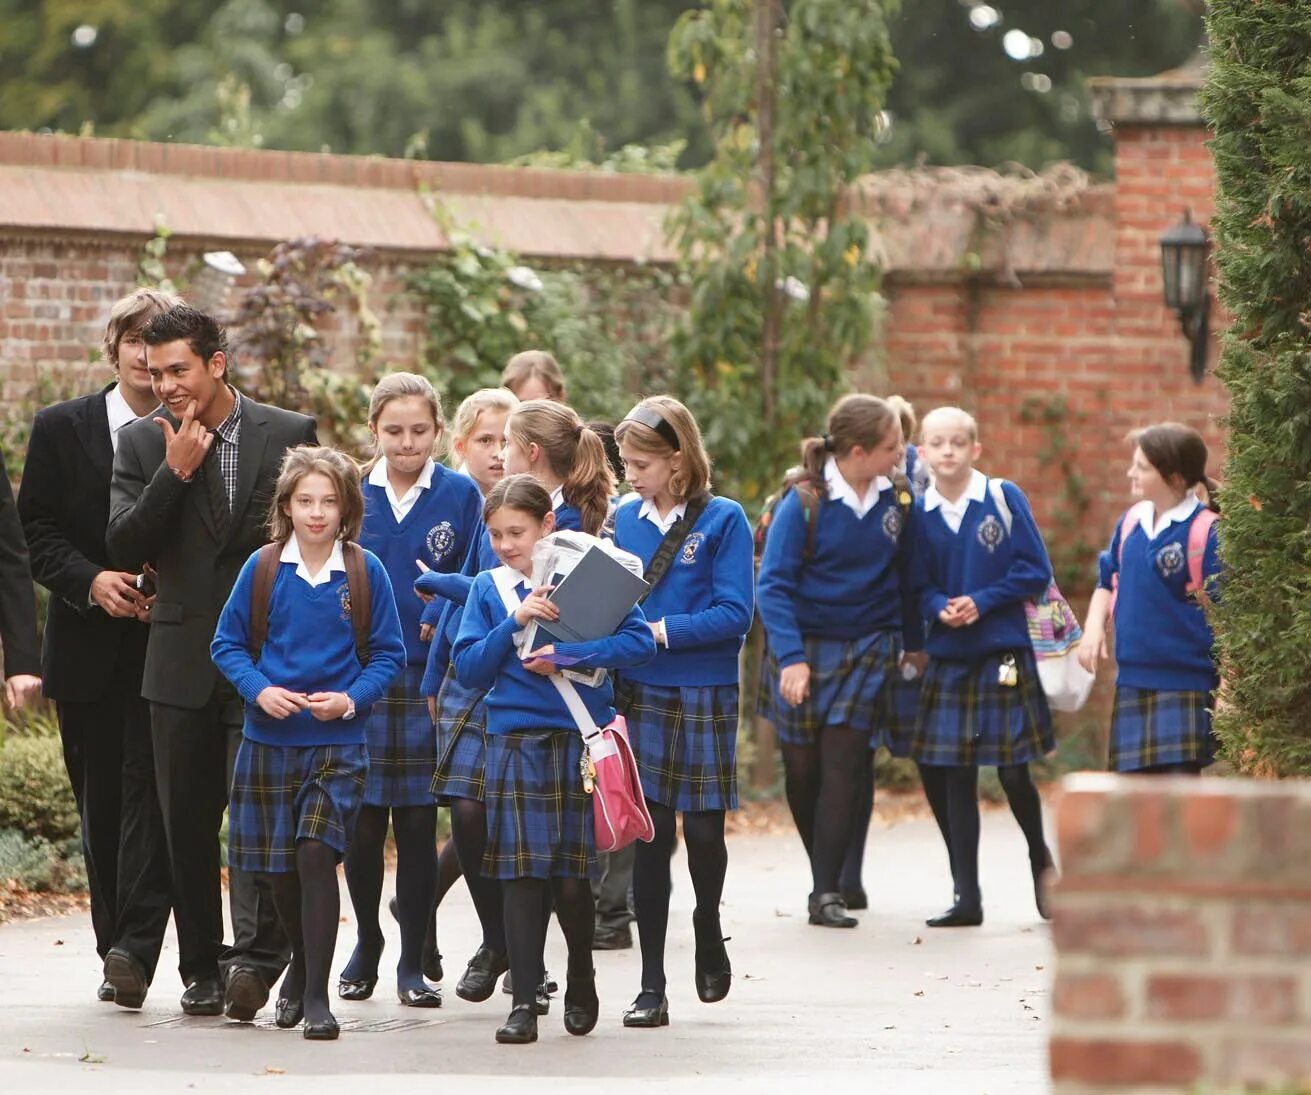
[342,696,357,720]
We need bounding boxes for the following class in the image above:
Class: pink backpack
[1114,500,1218,599]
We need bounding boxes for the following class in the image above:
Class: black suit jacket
[17,385,150,702]
[0,448,40,680]
[106,396,317,709]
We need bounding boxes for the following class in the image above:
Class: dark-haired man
[19,287,180,1007]
[108,305,316,1020]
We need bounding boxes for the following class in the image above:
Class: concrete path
[0,809,1052,1093]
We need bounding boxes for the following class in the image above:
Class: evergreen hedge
[1201,3,1311,774]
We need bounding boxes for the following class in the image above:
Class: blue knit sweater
[211,545,406,746]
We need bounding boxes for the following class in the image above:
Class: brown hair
[501,350,566,402]
[103,288,184,368]
[267,446,366,543]
[365,372,445,471]
[614,395,712,501]
[1133,422,1220,513]
[800,394,900,489]
[887,394,918,445]
[507,400,615,535]
[483,472,554,525]
[452,387,518,447]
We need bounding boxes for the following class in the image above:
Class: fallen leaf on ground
[913,990,924,997]
[265,1066,286,1075]
[79,1051,105,1064]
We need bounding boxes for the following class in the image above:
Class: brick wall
[1051,773,1311,1092]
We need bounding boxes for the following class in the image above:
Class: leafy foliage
[1200,1,1311,775]
[0,736,80,843]
[666,0,897,506]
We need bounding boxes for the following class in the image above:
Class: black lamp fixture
[1159,209,1211,383]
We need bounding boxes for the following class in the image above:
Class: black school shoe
[456,945,510,1002]
[223,965,269,1022]
[1033,849,1056,921]
[97,980,115,1003]
[104,947,148,1010]
[692,911,732,1003]
[563,970,599,1036]
[808,892,858,928]
[495,1004,538,1044]
[592,923,634,950]
[501,969,555,1015]
[926,901,984,928]
[180,976,223,1016]
[622,991,670,1029]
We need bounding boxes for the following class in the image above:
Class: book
[522,544,649,652]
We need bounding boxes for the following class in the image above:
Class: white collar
[368,457,435,499]
[105,384,141,441]
[280,535,346,588]
[823,456,890,519]
[924,468,988,512]
[1144,495,1201,539]
[550,485,565,511]
[638,497,687,534]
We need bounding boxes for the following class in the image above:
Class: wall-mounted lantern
[1159,210,1211,383]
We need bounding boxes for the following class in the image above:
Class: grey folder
[532,545,649,647]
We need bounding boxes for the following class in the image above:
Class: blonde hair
[614,395,712,501]
[365,372,445,471]
[501,351,566,402]
[801,394,900,487]
[268,446,365,543]
[921,405,979,443]
[452,387,519,448]
[887,394,918,445]
[103,288,184,368]
[507,400,614,535]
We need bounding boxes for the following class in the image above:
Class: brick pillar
[1050,772,1311,1092]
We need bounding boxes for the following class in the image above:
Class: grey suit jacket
[107,396,317,709]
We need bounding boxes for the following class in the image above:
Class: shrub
[0,735,79,843]
[0,829,85,893]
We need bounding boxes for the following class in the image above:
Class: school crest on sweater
[680,532,706,565]
[337,580,353,622]
[976,514,1005,553]
[1155,541,1185,578]
[426,521,457,564]
[881,507,903,543]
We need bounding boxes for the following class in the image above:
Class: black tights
[632,801,727,997]
[441,796,505,953]
[840,751,876,894]
[342,803,437,990]
[782,725,868,895]
[932,763,1050,908]
[270,839,340,1027]
[502,877,592,1009]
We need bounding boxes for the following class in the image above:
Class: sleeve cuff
[662,614,692,650]
[235,669,274,706]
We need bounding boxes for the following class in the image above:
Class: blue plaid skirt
[482,729,595,881]
[912,648,1054,767]
[1109,686,1216,772]
[758,631,903,747]
[431,665,489,804]
[615,677,738,813]
[228,738,368,874]
[362,663,436,807]
[880,672,921,759]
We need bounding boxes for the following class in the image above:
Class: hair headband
[623,405,681,451]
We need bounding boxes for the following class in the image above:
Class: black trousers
[150,682,289,988]
[57,673,173,982]
[592,845,636,931]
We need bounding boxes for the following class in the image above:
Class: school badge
[976,514,1005,554]
[426,521,456,564]
[1156,541,1185,578]
[337,581,353,622]
[680,532,706,565]
[881,507,903,543]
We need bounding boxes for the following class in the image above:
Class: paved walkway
[0,810,1052,1093]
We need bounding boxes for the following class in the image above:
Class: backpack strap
[638,492,711,604]
[1115,501,1154,569]
[987,478,1013,536]
[793,480,822,563]
[1185,508,1219,595]
[342,541,371,666]
[890,471,913,517]
[247,542,283,658]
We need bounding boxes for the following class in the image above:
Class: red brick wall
[1051,774,1311,1092]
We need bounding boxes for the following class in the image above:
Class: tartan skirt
[362,663,437,808]
[228,738,368,874]
[1109,686,1216,772]
[757,631,903,748]
[880,672,921,759]
[911,647,1054,768]
[481,728,595,881]
[615,677,739,813]
[431,665,489,804]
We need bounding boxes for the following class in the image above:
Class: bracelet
[168,464,193,483]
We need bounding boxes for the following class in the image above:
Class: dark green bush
[0,828,85,893]
[0,735,79,842]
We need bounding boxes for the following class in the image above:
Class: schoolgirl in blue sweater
[611,396,754,1029]
[909,406,1055,929]
[212,447,406,1040]
[1079,422,1222,774]
[453,474,655,1045]
[339,373,481,1008]
[757,394,924,930]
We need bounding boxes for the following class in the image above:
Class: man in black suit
[108,304,316,1021]
[18,288,180,1008]
[0,452,41,710]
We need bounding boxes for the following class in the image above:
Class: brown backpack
[248,540,371,665]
